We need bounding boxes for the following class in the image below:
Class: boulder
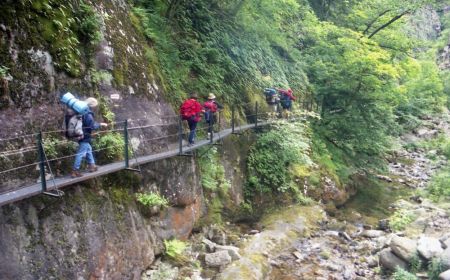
[205,251,232,268]
[417,236,444,260]
[379,248,408,271]
[390,235,417,262]
[440,270,450,280]
[362,230,384,238]
[215,245,241,261]
[441,247,450,270]
[202,239,217,252]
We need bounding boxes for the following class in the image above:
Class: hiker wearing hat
[180,92,203,145]
[203,93,223,138]
[71,97,108,178]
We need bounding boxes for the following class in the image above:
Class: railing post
[255,101,258,128]
[124,120,129,168]
[209,114,214,144]
[37,131,47,192]
[178,116,183,155]
[231,106,235,133]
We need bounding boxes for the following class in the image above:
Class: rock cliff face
[0,0,221,279]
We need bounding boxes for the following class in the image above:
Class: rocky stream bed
[142,120,450,280]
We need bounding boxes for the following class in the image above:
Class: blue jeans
[73,142,95,170]
[187,118,198,144]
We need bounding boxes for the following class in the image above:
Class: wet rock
[366,256,379,268]
[249,230,260,234]
[379,248,408,271]
[376,175,393,182]
[362,230,384,238]
[440,270,450,280]
[206,225,227,245]
[202,239,216,252]
[339,231,352,241]
[215,245,241,261]
[378,219,390,231]
[440,248,450,270]
[205,251,232,268]
[441,235,450,249]
[390,235,417,262]
[417,236,444,260]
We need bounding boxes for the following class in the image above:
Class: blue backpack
[264,88,278,104]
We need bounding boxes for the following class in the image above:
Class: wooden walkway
[0,123,262,207]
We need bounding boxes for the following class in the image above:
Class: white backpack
[63,108,84,141]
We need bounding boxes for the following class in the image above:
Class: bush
[392,267,418,280]
[93,132,125,162]
[428,258,443,280]
[389,209,416,231]
[426,166,450,203]
[164,239,188,264]
[136,192,169,208]
[246,121,312,195]
[198,147,230,191]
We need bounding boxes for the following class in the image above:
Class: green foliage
[0,66,9,78]
[91,70,113,86]
[78,2,102,47]
[426,165,450,202]
[43,136,77,159]
[392,267,418,280]
[164,239,187,260]
[136,192,169,208]
[198,147,230,191]
[409,253,422,274]
[246,121,312,195]
[428,258,443,280]
[93,132,124,161]
[389,209,416,231]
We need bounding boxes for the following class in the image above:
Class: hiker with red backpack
[278,88,296,118]
[180,92,203,146]
[203,93,223,138]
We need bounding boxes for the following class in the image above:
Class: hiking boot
[71,170,83,178]
[88,164,98,172]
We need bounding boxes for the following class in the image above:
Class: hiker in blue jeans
[71,97,107,178]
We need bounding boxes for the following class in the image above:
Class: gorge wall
[0,0,248,278]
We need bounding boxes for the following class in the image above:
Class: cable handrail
[0,161,41,175]
[0,101,316,190]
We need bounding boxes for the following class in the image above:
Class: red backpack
[180,99,201,120]
[203,100,218,113]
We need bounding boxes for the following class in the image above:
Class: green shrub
[409,253,422,273]
[136,192,169,208]
[93,132,125,161]
[246,121,312,196]
[428,258,443,280]
[0,66,9,78]
[389,209,416,231]
[198,147,229,191]
[164,239,188,263]
[78,1,102,46]
[426,166,450,202]
[392,267,418,280]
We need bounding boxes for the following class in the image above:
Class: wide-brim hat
[85,97,98,108]
[190,92,198,99]
[208,93,216,99]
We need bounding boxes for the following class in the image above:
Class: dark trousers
[187,118,198,144]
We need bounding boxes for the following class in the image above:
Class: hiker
[278,88,296,118]
[203,93,223,138]
[180,92,203,146]
[70,97,107,178]
[263,88,280,117]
